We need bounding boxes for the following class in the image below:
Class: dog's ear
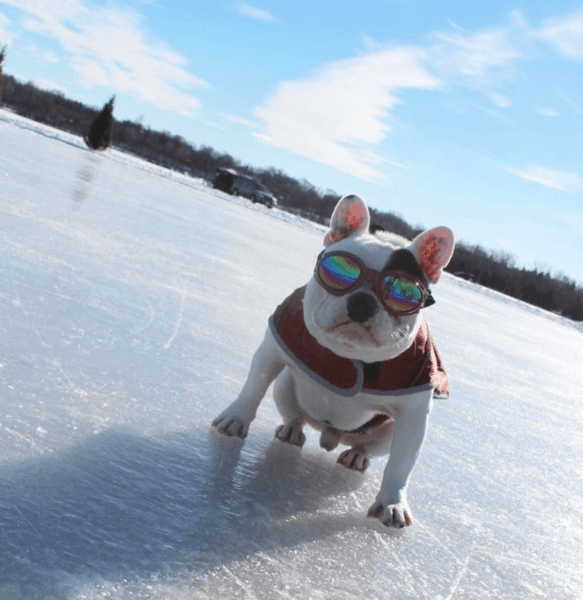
[324,195,371,246]
[408,226,455,284]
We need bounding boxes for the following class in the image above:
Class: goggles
[315,251,434,317]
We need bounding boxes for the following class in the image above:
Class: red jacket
[269,286,449,398]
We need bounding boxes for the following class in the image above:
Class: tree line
[1,70,582,321]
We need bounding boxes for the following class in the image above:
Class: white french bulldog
[212,194,455,527]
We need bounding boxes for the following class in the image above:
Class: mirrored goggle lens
[381,275,423,312]
[318,255,361,291]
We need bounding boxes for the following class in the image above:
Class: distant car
[212,167,278,208]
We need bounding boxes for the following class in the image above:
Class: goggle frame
[315,251,434,317]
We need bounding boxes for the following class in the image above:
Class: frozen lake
[1,109,582,599]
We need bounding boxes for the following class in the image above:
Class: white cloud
[42,50,58,63]
[428,23,523,89]
[489,92,512,108]
[507,166,583,193]
[0,12,14,45]
[0,0,208,115]
[445,19,466,32]
[206,121,227,131]
[235,3,278,23]
[254,17,529,181]
[253,9,583,182]
[557,91,580,115]
[470,102,512,123]
[352,148,410,170]
[254,47,440,181]
[534,106,559,117]
[218,112,255,127]
[536,11,583,59]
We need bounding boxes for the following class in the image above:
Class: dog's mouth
[326,320,381,347]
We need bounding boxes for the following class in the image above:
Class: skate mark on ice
[222,565,261,600]
[443,544,475,600]
[128,289,156,337]
[163,287,187,350]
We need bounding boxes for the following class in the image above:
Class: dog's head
[303,194,455,363]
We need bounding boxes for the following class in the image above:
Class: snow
[1,108,582,599]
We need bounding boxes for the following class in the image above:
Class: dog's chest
[289,365,381,430]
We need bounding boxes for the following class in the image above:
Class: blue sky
[1,1,583,285]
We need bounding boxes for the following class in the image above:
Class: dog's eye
[381,276,423,312]
[319,255,361,290]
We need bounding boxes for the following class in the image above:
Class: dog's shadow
[0,425,368,595]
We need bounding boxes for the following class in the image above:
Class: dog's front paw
[367,498,413,528]
[337,445,369,472]
[274,423,306,447]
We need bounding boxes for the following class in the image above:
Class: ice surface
[1,109,582,599]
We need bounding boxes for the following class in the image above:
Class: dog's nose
[347,292,378,323]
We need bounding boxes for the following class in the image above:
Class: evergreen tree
[84,95,115,150]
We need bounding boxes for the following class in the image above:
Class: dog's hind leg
[273,369,307,447]
[337,420,396,472]
[337,445,370,472]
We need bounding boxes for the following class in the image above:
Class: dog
[212,194,455,527]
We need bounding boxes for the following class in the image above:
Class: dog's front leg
[367,391,433,528]
[212,328,286,439]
